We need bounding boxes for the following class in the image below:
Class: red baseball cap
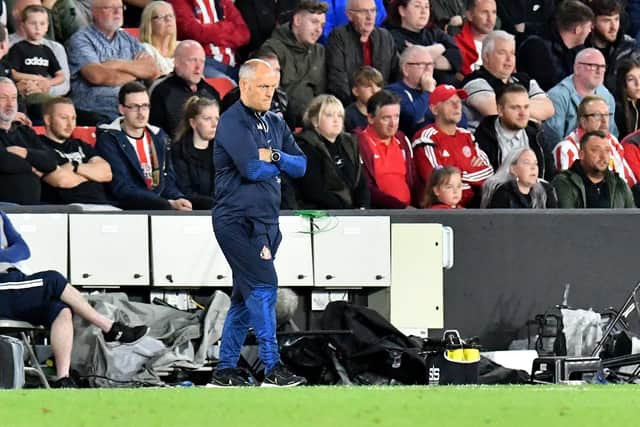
[429,84,468,106]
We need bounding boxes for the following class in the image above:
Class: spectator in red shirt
[454,0,497,77]
[170,0,250,81]
[413,84,494,207]
[358,89,418,208]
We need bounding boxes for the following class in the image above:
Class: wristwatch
[270,150,281,163]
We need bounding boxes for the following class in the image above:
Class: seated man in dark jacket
[552,129,634,208]
[326,0,399,105]
[474,83,556,181]
[0,77,57,204]
[96,82,192,211]
[149,40,220,138]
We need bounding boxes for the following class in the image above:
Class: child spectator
[8,5,64,94]
[7,5,63,121]
[422,166,463,209]
[344,66,383,134]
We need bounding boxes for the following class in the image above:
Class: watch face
[272,151,281,162]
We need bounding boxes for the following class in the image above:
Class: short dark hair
[556,0,595,32]
[118,81,148,106]
[21,5,48,22]
[580,129,608,148]
[464,0,483,12]
[496,83,528,106]
[366,90,401,117]
[42,97,74,117]
[589,0,621,16]
[294,0,329,15]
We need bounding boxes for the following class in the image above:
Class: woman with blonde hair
[172,96,220,209]
[295,94,370,209]
[139,1,177,76]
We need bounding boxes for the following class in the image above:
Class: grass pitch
[2,385,640,427]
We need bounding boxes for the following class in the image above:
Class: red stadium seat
[32,125,45,135]
[205,77,235,99]
[72,126,97,146]
[122,27,140,39]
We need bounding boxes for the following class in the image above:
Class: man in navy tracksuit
[210,59,307,387]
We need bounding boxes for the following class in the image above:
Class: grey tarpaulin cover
[70,291,230,387]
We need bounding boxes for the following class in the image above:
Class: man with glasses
[552,95,636,189]
[387,44,465,138]
[95,81,192,210]
[544,48,618,151]
[67,0,159,124]
[327,0,399,105]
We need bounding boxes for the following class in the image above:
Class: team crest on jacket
[462,146,472,157]
[260,245,272,260]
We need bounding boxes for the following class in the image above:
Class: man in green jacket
[259,0,327,129]
[552,129,635,208]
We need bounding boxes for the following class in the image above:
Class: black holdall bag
[321,301,428,385]
[424,330,480,385]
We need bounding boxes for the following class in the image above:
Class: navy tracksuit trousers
[213,217,282,373]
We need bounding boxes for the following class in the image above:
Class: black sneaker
[103,321,149,344]
[262,363,307,387]
[207,368,257,387]
[51,376,77,389]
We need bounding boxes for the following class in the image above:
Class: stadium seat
[32,126,45,135]
[72,126,97,146]
[0,319,49,389]
[122,27,140,39]
[205,77,235,99]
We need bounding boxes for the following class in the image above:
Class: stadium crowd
[1,0,640,210]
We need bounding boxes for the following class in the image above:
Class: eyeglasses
[349,8,377,16]
[579,62,606,72]
[583,112,612,121]
[406,62,435,69]
[97,5,126,12]
[151,13,175,22]
[123,103,150,112]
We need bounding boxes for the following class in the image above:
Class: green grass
[2,385,640,427]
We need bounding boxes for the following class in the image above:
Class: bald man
[149,40,220,138]
[543,48,618,151]
[210,59,307,388]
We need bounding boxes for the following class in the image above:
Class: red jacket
[358,126,418,208]
[454,21,479,76]
[171,0,250,66]
[412,124,493,207]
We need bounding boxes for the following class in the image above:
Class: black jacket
[497,0,556,43]
[0,124,58,204]
[387,25,461,85]
[149,74,220,138]
[616,98,640,141]
[586,31,640,95]
[294,128,370,209]
[172,133,214,209]
[326,23,399,105]
[474,115,556,181]
[488,179,558,208]
[516,26,584,91]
